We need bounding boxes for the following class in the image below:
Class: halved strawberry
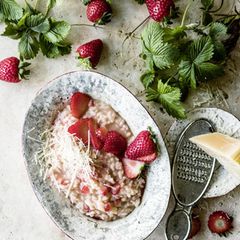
[103,131,127,158]
[208,211,233,236]
[88,118,103,150]
[125,130,158,163]
[70,92,91,118]
[122,158,145,179]
[96,127,108,143]
[68,118,89,144]
[188,214,201,239]
[137,152,158,163]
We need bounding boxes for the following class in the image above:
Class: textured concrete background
[0,0,239,239]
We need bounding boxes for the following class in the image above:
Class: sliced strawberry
[70,92,91,118]
[208,211,233,236]
[188,214,201,239]
[104,202,112,212]
[103,131,127,158]
[122,158,145,179]
[111,183,121,195]
[100,185,109,196]
[88,119,103,150]
[80,184,90,194]
[125,130,158,162]
[68,119,89,144]
[96,127,108,143]
[137,152,158,163]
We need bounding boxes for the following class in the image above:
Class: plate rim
[21,70,172,240]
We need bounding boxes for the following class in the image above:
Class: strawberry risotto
[38,92,158,221]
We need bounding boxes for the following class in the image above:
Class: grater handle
[165,208,191,240]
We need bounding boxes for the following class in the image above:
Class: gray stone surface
[0,0,239,239]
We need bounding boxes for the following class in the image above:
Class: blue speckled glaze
[22,71,171,240]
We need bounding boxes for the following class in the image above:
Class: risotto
[41,99,146,221]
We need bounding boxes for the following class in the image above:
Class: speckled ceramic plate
[22,71,171,240]
[165,108,240,198]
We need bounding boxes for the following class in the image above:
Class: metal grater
[165,119,216,240]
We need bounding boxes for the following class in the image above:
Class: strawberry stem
[71,24,105,29]
[122,16,150,47]
[180,1,193,27]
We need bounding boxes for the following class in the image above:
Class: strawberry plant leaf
[19,33,40,59]
[26,13,50,33]
[2,23,22,39]
[209,22,228,40]
[141,71,155,88]
[189,36,214,64]
[44,19,71,43]
[201,0,214,10]
[82,0,91,5]
[142,22,179,69]
[39,34,71,58]
[46,0,57,15]
[197,62,224,80]
[0,0,23,21]
[146,80,186,119]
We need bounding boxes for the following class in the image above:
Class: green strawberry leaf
[39,34,71,58]
[43,19,71,43]
[209,22,228,41]
[19,32,40,59]
[2,23,22,39]
[201,0,214,10]
[0,0,23,21]
[146,80,186,119]
[197,62,224,80]
[141,71,155,88]
[46,0,57,16]
[26,13,50,33]
[142,22,179,69]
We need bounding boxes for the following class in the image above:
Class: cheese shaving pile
[36,124,97,197]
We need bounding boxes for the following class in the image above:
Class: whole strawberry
[86,0,112,25]
[0,57,30,83]
[103,131,127,158]
[146,0,174,22]
[208,211,233,236]
[76,39,103,69]
[125,130,158,162]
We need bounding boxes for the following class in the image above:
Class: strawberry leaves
[141,22,178,70]
[1,1,71,61]
[146,81,186,119]
[0,0,23,21]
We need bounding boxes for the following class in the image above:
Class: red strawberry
[68,118,89,144]
[86,0,112,25]
[208,211,233,236]
[146,0,174,22]
[96,127,108,143]
[88,118,103,150]
[103,131,127,158]
[125,130,157,163]
[70,92,91,118]
[76,39,103,68]
[188,215,201,239]
[122,158,145,179]
[0,57,30,83]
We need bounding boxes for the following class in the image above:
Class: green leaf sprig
[139,0,240,119]
[0,0,71,61]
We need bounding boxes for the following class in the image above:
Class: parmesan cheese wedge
[190,132,240,180]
